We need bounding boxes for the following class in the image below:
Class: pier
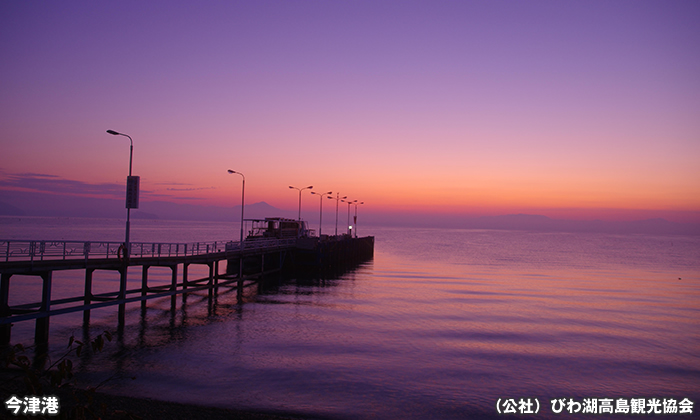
[0,233,373,351]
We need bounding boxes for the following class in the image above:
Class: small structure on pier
[244,217,313,239]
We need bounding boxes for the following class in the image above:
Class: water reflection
[78,259,374,369]
[36,228,700,420]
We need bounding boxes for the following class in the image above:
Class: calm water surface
[2,217,699,419]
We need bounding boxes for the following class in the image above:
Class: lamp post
[227,170,245,244]
[353,201,364,238]
[289,185,313,221]
[106,129,134,258]
[310,191,332,237]
[328,193,347,236]
[106,129,137,328]
[341,199,357,236]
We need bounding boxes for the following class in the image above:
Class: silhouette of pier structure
[0,233,374,350]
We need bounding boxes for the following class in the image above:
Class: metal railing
[1,238,298,263]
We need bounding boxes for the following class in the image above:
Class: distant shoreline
[2,213,699,236]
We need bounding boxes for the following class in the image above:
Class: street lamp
[341,199,357,236]
[328,193,347,236]
[106,129,135,258]
[353,201,364,238]
[310,191,332,237]
[227,170,245,244]
[289,185,313,221]
[106,129,137,327]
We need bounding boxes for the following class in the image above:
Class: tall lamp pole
[289,185,313,221]
[228,170,245,244]
[353,201,364,238]
[310,191,332,237]
[106,129,137,328]
[106,129,135,258]
[328,193,347,236]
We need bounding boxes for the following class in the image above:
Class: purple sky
[1,1,699,223]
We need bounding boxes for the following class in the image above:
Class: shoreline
[1,369,330,420]
[63,391,331,420]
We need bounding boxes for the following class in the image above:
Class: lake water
[1,216,699,419]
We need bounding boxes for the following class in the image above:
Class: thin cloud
[166,186,217,192]
[15,172,61,178]
[154,181,193,186]
[0,173,123,197]
[0,173,214,201]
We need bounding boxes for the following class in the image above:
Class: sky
[1,0,699,224]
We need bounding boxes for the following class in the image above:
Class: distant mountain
[359,211,700,235]
[462,214,700,235]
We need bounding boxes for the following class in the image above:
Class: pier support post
[118,266,127,327]
[207,262,214,306]
[182,263,189,290]
[141,265,149,310]
[237,255,244,298]
[182,263,189,304]
[170,265,178,312]
[83,268,94,325]
[261,253,265,277]
[1,273,11,346]
[214,261,219,287]
[34,271,52,366]
[170,265,178,292]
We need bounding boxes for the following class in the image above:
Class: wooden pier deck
[0,235,373,350]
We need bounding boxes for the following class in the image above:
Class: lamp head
[106,130,119,135]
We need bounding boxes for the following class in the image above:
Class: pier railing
[1,238,298,263]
